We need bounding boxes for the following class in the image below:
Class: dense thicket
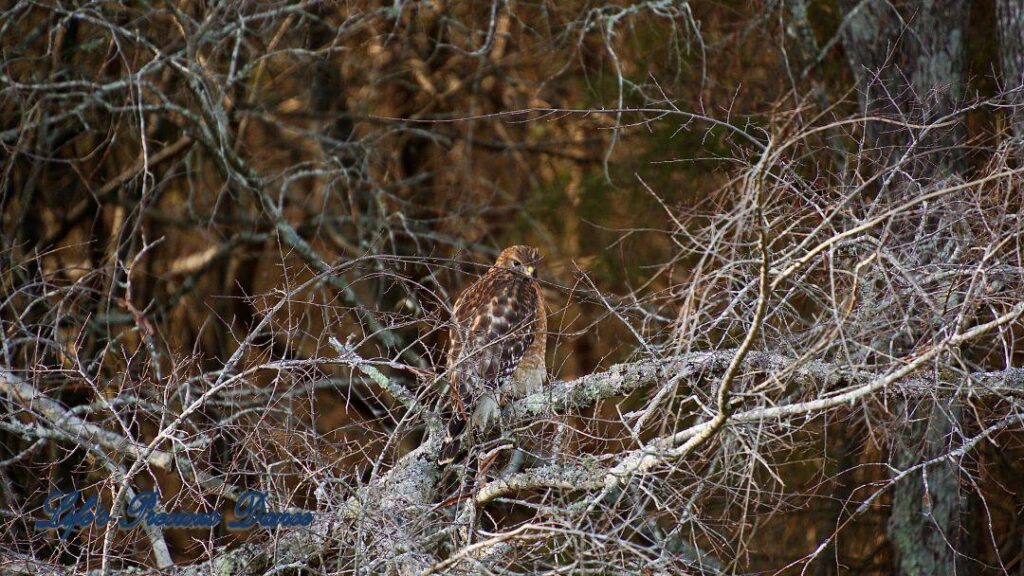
[4,2,1024,574]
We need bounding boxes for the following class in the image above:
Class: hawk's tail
[437,417,467,465]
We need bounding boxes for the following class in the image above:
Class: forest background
[4,1,1024,574]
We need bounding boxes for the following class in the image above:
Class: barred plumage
[439,245,547,465]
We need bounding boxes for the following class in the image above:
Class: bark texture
[839,0,969,176]
[998,0,1024,139]
[838,1,974,574]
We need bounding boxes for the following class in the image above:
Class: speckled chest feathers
[439,246,547,464]
[447,254,547,427]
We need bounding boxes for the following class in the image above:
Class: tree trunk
[998,0,1024,140]
[888,400,974,575]
[839,0,968,177]
[838,1,974,574]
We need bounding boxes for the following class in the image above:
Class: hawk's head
[494,245,542,278]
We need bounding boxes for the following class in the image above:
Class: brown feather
[439,246,547,465]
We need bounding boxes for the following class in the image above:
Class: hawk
[438,245,547,465]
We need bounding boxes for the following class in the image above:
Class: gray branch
[5,348,1024,575]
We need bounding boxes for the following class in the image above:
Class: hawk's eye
[511,259,521,268]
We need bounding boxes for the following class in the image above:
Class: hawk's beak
[525,265,536,277]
